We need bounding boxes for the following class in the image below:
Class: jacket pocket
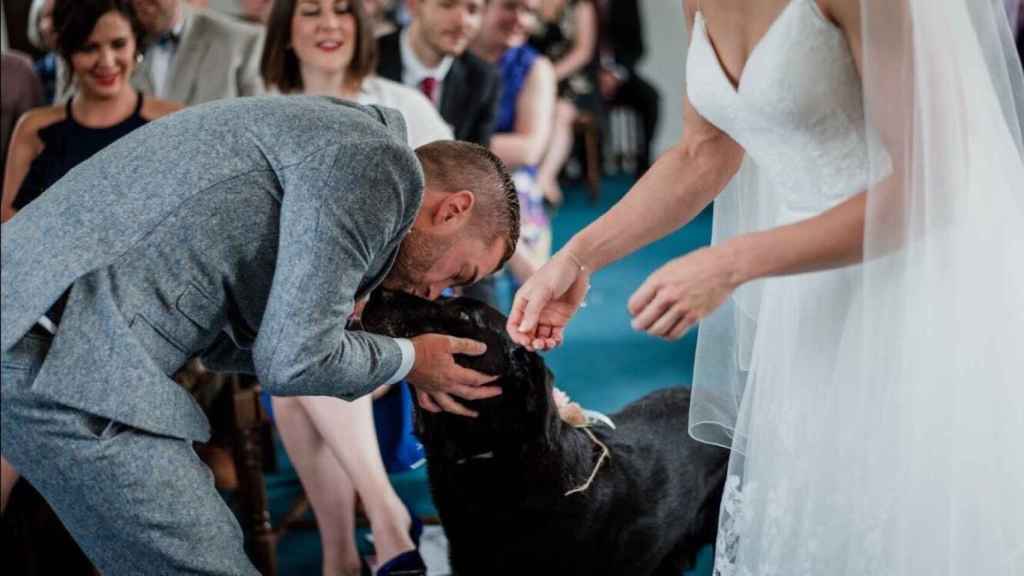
[82,414,128,442]
[176,283,222,331]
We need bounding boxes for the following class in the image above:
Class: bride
[504,0,1024,573]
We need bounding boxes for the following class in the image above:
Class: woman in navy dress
[2,0,181,223]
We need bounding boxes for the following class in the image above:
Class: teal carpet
[268,175,715,575]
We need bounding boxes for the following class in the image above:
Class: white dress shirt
[399,28,454,107]
[145,15,187,99]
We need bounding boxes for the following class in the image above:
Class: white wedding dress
[684,0,1024,574]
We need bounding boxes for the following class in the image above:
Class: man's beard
[383,229,454,296]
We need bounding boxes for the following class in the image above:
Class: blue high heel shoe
[361,515,426,576]
[374,549,427,576]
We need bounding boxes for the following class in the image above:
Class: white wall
[635,0,690,157]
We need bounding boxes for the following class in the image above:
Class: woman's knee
[555,99,578,125]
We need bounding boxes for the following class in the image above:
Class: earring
[136,52,144,64]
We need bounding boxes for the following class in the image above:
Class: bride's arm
[629,0,871,339]
[565,96,744,271]
[506,3,745,348]
[561,1,745,272]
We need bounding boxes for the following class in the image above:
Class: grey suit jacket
[133,6,265,106]
[1,96,423,442]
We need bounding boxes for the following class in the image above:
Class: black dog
[362,291,728,576]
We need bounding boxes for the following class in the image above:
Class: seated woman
[260,1,451,574]
[472,0,557,285]
[0,0,181,514]
[2,0,181,222]
[531,0,598,206]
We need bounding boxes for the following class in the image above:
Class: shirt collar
[154,5,188,47]
[400,27,454,85]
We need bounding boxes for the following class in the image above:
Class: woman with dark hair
[260,1,451,575]
[1,0,181,223]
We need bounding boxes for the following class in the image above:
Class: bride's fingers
[647,307,683,338]
[518,288,551,334]
[507,292,528,333]
[669,312,699,341]
[628,280,659,316]
[631,294,672,331]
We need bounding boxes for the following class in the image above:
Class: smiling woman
[0,0,182,222]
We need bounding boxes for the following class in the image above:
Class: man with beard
[0,96,519,574]
[377,0,501,146]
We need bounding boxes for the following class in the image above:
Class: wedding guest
[2,0,182,222]
[472,0,557,283]
[376,0,500,146]
[131,0,264,104]
[596,0,659,178]
[530,0,598,206]
[261,0,453,573]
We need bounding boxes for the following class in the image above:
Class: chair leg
[574,112,602,203]
[229,374,277,576]
[584,120,602,203]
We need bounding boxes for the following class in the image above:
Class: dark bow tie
[155,31,181,49]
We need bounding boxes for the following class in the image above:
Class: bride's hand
[507,251,591,351]
[628,246,740,340]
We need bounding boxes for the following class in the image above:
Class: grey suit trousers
[1,334,259,575]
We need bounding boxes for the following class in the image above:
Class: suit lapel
[167,8,208,104]
[440,61,467,133]
[377,32,404,83]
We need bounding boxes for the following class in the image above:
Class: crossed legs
[537,98,581,207]
[272,395,414,576]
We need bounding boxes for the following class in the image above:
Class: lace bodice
[687,0,870,217]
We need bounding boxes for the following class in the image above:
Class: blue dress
[495,45,551,274]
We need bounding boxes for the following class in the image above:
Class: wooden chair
[573,112,603,202]
[222,374,278,576]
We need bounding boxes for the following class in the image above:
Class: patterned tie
[419,77,438,103]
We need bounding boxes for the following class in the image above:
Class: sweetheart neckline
[695,0,830,94]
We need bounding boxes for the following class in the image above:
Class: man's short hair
[414,141,520,267]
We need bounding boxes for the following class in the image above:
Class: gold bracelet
[563,249,587,273]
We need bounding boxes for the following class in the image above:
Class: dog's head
[361,290,561,463]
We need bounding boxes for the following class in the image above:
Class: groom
[0,96,519,574]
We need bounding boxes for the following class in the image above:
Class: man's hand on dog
[407,334,502,418]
